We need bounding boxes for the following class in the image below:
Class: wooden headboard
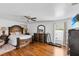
[8,25,23,35]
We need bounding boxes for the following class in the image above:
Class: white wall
[27,19,71,43]
[27,21,54,42]
[69,4,79,17]
[0,17,70,43]
[0,18,26,35]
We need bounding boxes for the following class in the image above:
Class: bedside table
[0,35,8,44]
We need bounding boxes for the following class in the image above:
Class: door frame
[53,21,67,46]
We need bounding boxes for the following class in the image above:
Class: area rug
[0,44,16,55]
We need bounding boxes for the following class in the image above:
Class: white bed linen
[19,35,32,39]
[8,34,32,46]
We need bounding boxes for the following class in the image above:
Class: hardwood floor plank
[1,42,66,56]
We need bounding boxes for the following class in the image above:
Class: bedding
[8,25,32,47]
[8,34,32,46]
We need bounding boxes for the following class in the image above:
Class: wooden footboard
[16,38,32,48]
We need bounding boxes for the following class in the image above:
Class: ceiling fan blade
[31,17,37,21]
[31,19,36,21]
[24,16,37,21]
[24,16,30,19]
[31,17,37,19]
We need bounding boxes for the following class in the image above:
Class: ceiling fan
[24,16,37,21]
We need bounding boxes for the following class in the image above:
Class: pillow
[10,32,15,35]
[15,32,21,35]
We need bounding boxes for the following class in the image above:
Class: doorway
[53,22,67,47]
[53,22,67,55]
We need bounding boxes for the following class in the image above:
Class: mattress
[8,34,32,46]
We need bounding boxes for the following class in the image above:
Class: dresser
[33,33,47,43]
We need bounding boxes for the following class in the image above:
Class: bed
[8,25,32,48]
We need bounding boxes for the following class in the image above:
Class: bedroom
[0,3,78,56]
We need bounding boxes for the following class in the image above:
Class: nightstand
[0,35,8,44]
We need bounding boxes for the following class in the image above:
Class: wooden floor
[1,42,67,56]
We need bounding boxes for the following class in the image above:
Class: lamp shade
[1,27,6,31]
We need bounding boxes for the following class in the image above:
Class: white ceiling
[0,3,78,22]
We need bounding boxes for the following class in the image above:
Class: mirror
[37,25,45,33]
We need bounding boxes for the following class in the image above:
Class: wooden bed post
[16,38,20,49]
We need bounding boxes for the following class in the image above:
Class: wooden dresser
[33,33,47,43]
